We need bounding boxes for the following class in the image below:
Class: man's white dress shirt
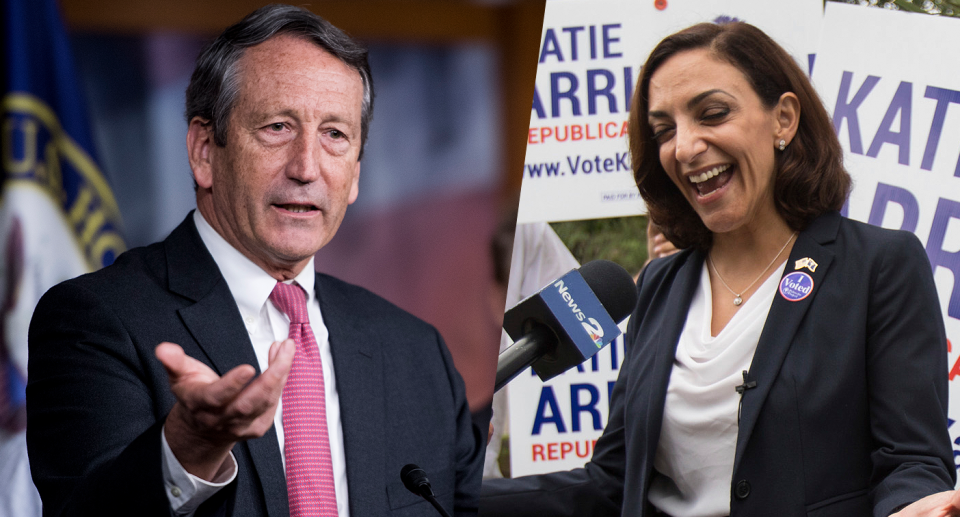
[160,211,350,516]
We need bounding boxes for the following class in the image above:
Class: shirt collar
[193,211,316,320]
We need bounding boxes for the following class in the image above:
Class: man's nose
[287,133,323,183]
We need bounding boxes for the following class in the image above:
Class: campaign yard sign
[517,0,823,225]
[813,2,960,477]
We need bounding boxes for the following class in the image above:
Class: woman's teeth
[689,164,730,184]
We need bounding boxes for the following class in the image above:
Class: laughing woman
[481,22,958,517]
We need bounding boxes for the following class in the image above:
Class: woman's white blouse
[648,260,785,517]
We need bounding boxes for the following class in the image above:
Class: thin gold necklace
[708,232,797,306]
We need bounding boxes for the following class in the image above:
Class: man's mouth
[689,164,732,197]
[275,203,318,213]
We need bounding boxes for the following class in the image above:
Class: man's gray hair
[185,4,374,159]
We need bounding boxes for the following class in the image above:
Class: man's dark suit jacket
[481,212,954,517]
[27,214,484,517]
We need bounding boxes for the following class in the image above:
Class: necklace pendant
[733,296,743,306]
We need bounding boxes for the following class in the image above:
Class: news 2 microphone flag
[1,0,126,514]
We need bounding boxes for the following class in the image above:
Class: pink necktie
[270,282,338,517]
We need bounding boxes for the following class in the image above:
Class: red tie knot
[270,282,309,324]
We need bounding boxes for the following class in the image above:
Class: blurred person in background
[483,213,580,479]
[645,221,679,267]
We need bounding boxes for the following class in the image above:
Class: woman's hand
[893,490,960,516]
[645,222,679,265]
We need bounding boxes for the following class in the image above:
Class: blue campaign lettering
[868,183,919,233]
[833,71,881,155]
[866,81,912,166]
[570,384,602,432]
[562,26,585,61]
[566,155,625,175]
[832,75,960,172]
[589,26,598,60]
[540,24,621,64]
[582,158,594,173]
[525,161,562,178]
[532,386,567,435]
[526,162,543,178]
[921,86,960,176]
[532,86,546,119]
[535,67,632,119]
[540,29,564,63]
[587,69,618,115]
[926,198,960,321]
[601,24,622,58]
[616,152,629,171]
[551,72,581,117]
[609,335,619,370]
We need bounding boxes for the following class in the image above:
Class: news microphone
[400,464,451,517]
[495,259,638,391]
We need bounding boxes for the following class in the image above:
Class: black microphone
[400,464,452,517]
[495,259,638,392]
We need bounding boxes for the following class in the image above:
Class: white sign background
[517,0,824,224]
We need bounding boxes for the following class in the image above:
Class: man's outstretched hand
[156,339,295,480]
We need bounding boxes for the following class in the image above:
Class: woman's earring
[778,139,786,151]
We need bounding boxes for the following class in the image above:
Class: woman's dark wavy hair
[628,22,850,250]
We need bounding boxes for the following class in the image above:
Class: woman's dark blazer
[481,212,955,517]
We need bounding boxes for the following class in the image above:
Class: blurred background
[59,0,545,415]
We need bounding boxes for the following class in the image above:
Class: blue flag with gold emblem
[1,0,126,514]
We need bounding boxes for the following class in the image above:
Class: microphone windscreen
[400,464,429,494]
[579,259,638,323]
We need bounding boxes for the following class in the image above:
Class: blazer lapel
[733,213,840,472]
[643,250,704,464]
[315,274,383,517]
[164,215,289,517]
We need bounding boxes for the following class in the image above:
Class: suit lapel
[316,274,382,517]
[733,213,840,472]
[164,215,289,517]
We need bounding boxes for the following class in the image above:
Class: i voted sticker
[779,271,814,302]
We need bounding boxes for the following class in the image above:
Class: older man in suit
[25,5,484,517]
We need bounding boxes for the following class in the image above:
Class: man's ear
[187,117,215,189]
[774,92,800,146]
[347,160,360,205]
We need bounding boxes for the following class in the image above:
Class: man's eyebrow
[251,109,298,122]
[648,89,731,120]
[249,109,357,126]
[321,113,357,125]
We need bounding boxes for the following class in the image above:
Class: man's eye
[269,123,285,131]
[329,129,344,139]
